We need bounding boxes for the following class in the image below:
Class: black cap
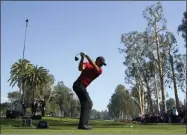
[96,56,107,66]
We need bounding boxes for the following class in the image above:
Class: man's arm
[78,55,85,71]
[84,54,100,72]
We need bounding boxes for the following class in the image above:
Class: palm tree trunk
[18,81,22,99]
[21,81,25,104]
[19,85,22,101]
[33,85,36,102]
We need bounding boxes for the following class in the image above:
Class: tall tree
[175,54,186,93]
[107,84,132,119]
[178,11,187,108]
[8,59,33,104]
[164,32,180,108]
[46,99,60,116]
[153,73,161,112]
[143,2,168,112]
[51,81,72,117]
[178,11,187,47]
[131,85,144,115]
[36,73,55,102]
[120,31,156,113]
[28,65,48,101]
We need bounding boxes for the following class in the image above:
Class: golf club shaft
[75,53,80,57]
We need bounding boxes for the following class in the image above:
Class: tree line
[1,84,182,120]
[119,2,186,114]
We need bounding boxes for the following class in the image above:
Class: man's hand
[80,52,86,57]
[78,52,86,71]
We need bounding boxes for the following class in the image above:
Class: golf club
[74,53,80,61]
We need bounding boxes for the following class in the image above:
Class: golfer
[73,52,106,130]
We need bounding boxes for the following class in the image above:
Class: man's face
[95,59,103,67]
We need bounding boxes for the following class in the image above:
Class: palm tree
[8,59,33,104]
[28,65,48,101]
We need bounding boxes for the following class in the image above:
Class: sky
[1,1,186,111]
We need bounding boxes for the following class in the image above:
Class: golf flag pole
[22,19,29,59]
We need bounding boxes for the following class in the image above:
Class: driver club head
[75,56,79,61]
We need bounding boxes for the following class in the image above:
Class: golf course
[1,117,186,134]
[1,1,187,135]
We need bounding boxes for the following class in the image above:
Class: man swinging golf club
[73,52,106,130]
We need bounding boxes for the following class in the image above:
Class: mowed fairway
[1,117,186,134]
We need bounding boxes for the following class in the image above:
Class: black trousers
[73,80,93,126]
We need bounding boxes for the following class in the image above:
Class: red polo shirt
[77,62,102,87]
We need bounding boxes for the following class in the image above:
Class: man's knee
[82,100,92,109]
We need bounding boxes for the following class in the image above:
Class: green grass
[1,117,186,134]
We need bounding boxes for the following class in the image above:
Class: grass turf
[1,117,186,134]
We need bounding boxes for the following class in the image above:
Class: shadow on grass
[12,124,22,127]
